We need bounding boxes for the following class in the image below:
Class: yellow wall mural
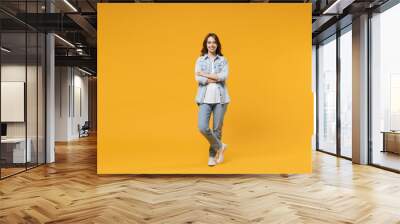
[98,3,313,174]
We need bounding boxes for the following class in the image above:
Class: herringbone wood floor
[1,135,400,224]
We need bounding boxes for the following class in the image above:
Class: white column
[352,14,369,164]
[46,32,55,163]
[45,0,55,163]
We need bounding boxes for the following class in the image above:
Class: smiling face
[206,36,217,54]
[201,33,222,56]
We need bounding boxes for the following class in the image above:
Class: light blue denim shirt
[194,54,230,104]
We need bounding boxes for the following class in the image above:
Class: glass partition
[27,30,38,169]
[1,31,28,177]
[38,32,45,165]
[0,1,46,179]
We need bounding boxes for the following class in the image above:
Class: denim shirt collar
[203,53,220,61]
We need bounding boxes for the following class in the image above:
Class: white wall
[55,66,70,141]
[1,65,40,138]
[72,73,89,138]
[312,45,316,151]
[55,67,89,141]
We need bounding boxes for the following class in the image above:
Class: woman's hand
[197,71,208,77]
[198,71,219,81]
[207,78,217,83]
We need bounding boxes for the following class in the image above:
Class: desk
[1,138,31,163]
[381,131,400,154]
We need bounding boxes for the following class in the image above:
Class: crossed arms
[196,71,219,84]
[194,59,229,85]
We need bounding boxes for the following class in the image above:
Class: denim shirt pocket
[200,60,209,72]
[215,62,224,73]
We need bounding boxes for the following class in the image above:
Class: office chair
[79,121,90,138]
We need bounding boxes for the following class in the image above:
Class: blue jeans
[198,103,228,157]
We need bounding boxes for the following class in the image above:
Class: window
[339,28,352,158]
[317,35,337,154]
[370,3,400,171]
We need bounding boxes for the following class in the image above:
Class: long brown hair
[200,33,223,56]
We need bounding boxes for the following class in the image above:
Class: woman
[194,33,230,167]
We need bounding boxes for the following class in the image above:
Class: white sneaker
[216,143,227,164]
[208,157,217,166]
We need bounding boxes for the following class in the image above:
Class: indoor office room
[0,0,96,179]
[1,0,400,223]
[316,1,400,172]
[0,24,46,178]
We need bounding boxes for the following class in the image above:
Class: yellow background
[98,3,312,174]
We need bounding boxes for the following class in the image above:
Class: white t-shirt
[203,59,221,104]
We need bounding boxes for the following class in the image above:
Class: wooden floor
[1,135,400,223]
[372,150,400,171]
[1,167,26,178]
